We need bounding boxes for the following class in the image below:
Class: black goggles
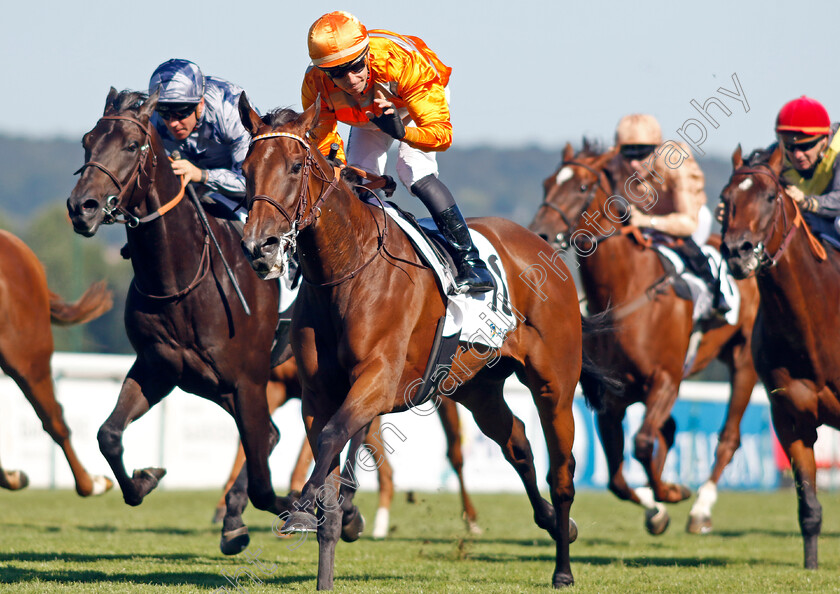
[319,52,368,79]
[156,103,198,121]
[619,144,657,161]
[783,137,823,154]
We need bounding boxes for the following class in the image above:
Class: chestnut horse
[529,143,760,534]
[0,230,113,497]
[66,88,297,555]
[238,98,608,590]
[213,357,480,538]
[720,144,840,569]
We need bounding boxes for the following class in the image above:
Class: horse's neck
[758,231,832,338]
[578,223,652,310]
[297,187,377,286]
[126,151,206,294]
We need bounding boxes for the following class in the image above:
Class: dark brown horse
[66,88,295,554]
[213,357,480,537]
[529,143,761,534]
[719,144,840,569]
[0,230,113,497]
[238,98,605,589]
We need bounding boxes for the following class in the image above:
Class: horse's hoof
[686,514,712,535]
[90,475,113,496]
[552,571,574,588]
[124,468,166,506]
[211,505,226,525]
[220,526,249,555]
[568,518,578,544]
[0,470,29,491]
[467,519,483,536]
[676,484,692,502]
[645,504,670,535]
[341,506,366,543]
[282,511,318,534]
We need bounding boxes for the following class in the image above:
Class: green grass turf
[0,487,838,592]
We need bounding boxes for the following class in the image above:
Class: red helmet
[775,96,831,136]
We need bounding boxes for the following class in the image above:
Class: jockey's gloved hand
[326,143,344,168]
[367,109,406,141]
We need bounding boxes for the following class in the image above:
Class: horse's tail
[579,310,623,412]
[49,280,113,326]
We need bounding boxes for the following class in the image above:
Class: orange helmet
[308,11,369,69]
[615,114,662,146]
[775,96,831,137]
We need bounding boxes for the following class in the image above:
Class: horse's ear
[238,92,262,135]
[768,144,784,173]
[562,142,574,163]
[302,95,322,136]
[595,146,619,170]
[103,87,119,115]
[731,144,743,169]
[139,89,159,120]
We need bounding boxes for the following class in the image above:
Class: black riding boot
[411,175,494,294]
[679,239,730,316]
[432,205,495,294]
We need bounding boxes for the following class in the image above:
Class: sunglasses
[156,103,197,121]
[783,137,823,154]
[620,144,657,161]
[319,52,368,79]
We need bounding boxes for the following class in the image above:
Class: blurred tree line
[0,133,734,379]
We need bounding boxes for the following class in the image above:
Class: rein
[249,131,389,287]
[539,160,609,244]
[74,114,188,227]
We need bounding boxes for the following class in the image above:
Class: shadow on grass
[0,552,207,564]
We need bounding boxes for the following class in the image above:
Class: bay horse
[238,97,606,589]
[0,229,113,497]
[213,356,481,537]
[719,144,840,569]
[66,88,297,554]
[529,143,760,534]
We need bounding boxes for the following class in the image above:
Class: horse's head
[528,142,618,250]
[239,94,335,280]
[719,144,786,278]
[67,88,161,237]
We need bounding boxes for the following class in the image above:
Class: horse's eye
[580,185,587,192]
[291,163,303,174]
[126,141,139,153]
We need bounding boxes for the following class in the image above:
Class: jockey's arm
[808,162,840,217]
[301,77,347,162]
[635,163,705,237]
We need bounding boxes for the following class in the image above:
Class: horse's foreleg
[770,401,821,569]
[233,383,292,516]
[437,397,480,534]
[11,365,112,497]
[337,426,370,542]
[361,416,394,539]
[98,370,171,506]
[634,371,690,504]
[688,346,757,534]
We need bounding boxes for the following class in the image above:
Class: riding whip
[173,152,251,315]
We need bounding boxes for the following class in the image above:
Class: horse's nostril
[739,241,754,255]
[260,236,279,257]
[537,233,549,242]
[82,198,100,212]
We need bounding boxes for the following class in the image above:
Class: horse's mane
[745,146,776,167]
[264,107,304,128]
[579,136,605,158]
[111,90,148,113]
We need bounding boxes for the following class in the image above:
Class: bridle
[248,130,388,287]
[74,114,187,227]
[728,164,801,272]
[538,159,615,249]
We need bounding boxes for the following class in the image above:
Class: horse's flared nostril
[537,233,549,242]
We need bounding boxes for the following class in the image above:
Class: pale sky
[3,0,837,157]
